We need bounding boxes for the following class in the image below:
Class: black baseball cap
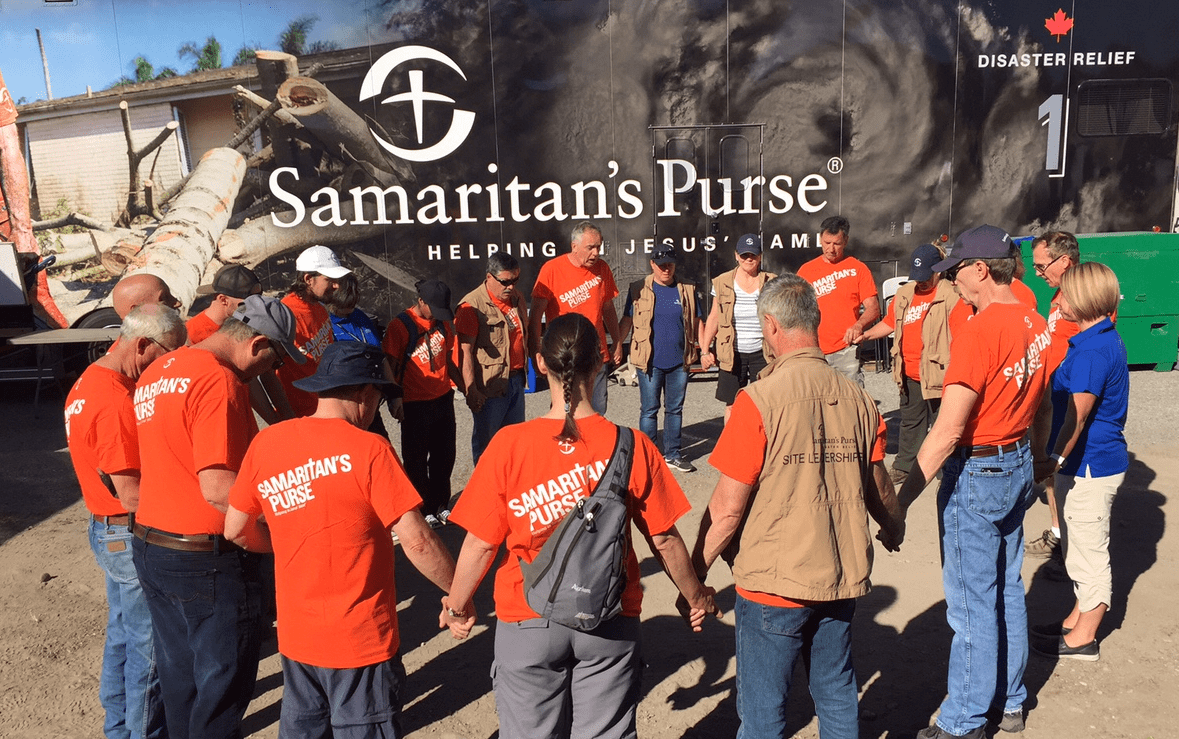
[196,264,262,299]
[651,245,677,266]
[736,233,762,255]
[932,224,1014,273]
[293,341,393,393]
[416,279,454,321]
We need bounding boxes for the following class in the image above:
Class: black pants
[402,390,456,516]
[895,376,940,474]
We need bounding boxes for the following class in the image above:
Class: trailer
[4,0,1178,337]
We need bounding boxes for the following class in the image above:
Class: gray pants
[492,616,641,739]
[825,344,864,387]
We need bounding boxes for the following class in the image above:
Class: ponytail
[540,314,601,443]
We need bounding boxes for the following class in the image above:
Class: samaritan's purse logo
[360,45,476,163]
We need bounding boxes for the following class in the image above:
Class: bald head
[112,273,180,319]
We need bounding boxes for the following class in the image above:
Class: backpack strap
[590,426,635,503]
[393,311,420,383]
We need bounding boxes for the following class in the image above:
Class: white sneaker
[424,513,442,528]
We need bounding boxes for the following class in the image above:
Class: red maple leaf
[1045,9,1074,42]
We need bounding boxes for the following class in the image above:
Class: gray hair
[120,304,186,347]
[217,316,263,342]
[571,221,602,243]
[488,251,520,275]
[758,273,821,335]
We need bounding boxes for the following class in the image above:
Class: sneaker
[424,513,443,529]
[665,456,697,473]
[1031,635,1100,661]
[438,508,451,525]
[1030,622,1072,638]
[916,723,985,739]
[998,709,1025,733]
[1024,529,1060,559]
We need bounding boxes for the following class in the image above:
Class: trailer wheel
[71,307,121,369]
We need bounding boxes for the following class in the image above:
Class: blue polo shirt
[625,282,688,370]
[1049,317,1129,477]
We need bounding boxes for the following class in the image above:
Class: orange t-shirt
[949,279,1040,339]
[944,302,1051,447]
[797,255,878,354]
[134,347,258,534]
[1045,291,1081,375]
[228,417,421,668]
[447,415,691,623]
[65,365,139,517]
[1012,279,1038,311]
[881,287,937,381]
[185,311,219,345]
[382,310,459,402]
[532,256,619,362]
[278,293,334,417]
[710,390,887,607]
[455,290,526,371]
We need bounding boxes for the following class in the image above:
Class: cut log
[277,77,411,180]
[120,148,247,311]
[217,201,385,268]
[256,50,300,172]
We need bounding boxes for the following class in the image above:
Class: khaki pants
[1055,470,1124,612]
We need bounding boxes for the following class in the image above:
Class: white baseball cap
[295,245,352,279]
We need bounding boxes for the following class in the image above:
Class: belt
[92,514,130,526]
[132,523,238,553]
[958,438,1028,459]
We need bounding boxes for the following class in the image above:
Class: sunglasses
[491,274,520,287]
[1033,253,1065,276]
[267,340,286,368]
[945,260,978,283]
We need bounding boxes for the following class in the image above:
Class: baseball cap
[195,264,262,298]
[736,233,762,255]
[293,341,392,393]
[931,224,1013,273]
[416,279,454,321]
[651,245,677,266]
[231,294,306,364]
[908,243,942,282]
[295,245,352,279]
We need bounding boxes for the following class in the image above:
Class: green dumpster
[1017,232,1179,371]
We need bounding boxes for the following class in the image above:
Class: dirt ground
[0,366,1175,739]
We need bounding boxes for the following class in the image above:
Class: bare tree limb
[32,212,110,231]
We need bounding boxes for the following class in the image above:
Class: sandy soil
[0,368,1175,739]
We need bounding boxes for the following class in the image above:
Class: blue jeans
[734,595,858,739]
[132,537,263,739]
[637,365,687,459]
[471,371,526,465]
[280,654,407,738]
[89,519,165,739]
[936,444,1032,735]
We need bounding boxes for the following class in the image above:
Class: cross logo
[360,45,476,163]
[557,440,576,455]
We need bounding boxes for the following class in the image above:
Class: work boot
[1024,528,1060,559]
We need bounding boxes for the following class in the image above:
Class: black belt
[132,523,238,553]
[958,438,1028,459]
[92,513,130,526]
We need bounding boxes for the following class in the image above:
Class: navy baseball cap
[416,279,454,322]
[651,245,677,266]
[908,243,942,282]
[932,225,1013,273]
[293,341,393,393]
[736,233,762,255]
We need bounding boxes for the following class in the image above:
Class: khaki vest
[734,348,880,601]
[711,268,776,372]
[889,279,958,399]
[626,275,700,372]
[458,284,528,398]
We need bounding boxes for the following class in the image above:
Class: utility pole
[35,28,52,100]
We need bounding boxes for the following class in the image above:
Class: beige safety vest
[458,284,528,398]
[625,274,699,372]
[710,268,776,372]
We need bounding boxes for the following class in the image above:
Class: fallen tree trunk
[120,148,247,311]
[217,201,385,268]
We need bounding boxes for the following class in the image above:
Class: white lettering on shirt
[133,376,192,423]
[809,268,859,297]
[557,275,604,309]
[506,459,609,533]
[1002,327,1054,388]
[256,453,353,515]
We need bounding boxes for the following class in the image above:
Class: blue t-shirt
[625,282,687,370]
[330,309,381,347]
[1049,317,1129,477]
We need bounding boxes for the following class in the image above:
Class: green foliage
[279,15,319,56]
[178,36,223,72]
[232,46,259,66]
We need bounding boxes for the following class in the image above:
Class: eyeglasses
[267,340,286,368]
[945,260,979,283]
[1033,253,1065,276]
[148,338,182,353]
[491,274,520,287]
[737,252,760,260]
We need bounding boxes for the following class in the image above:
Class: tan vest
[626,275,700,372]
[459,284,528,398]
[889,279,958,399]
[711,268,777,372]
[734,347,880,601]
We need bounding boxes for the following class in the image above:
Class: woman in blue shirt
[1031,262,1128,662]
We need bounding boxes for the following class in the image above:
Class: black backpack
[518,426,634,630]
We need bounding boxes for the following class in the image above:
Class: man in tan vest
[691,273,903,739]
[455,252,529,464]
